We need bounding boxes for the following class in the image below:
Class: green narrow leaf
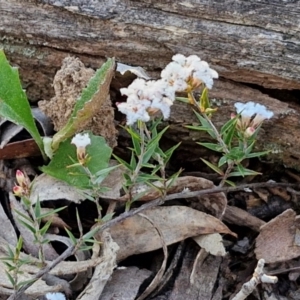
[164,142,181,164]
[83,226,100,240]
[228,165,262,177]
[37,206,67,220]
[175,97,190,104]
[14,210,33,224]
[193,110,217,139]
[18,219,36,234]
[220,117,238,135]
[101,213,114,222]
[39,220,52,236]
[52,58,115,151]
[112,153,132,171]
[218,156,227,167]
[224,180,236,187]
[245,150,270,158]
[34,199,41,219]
[16,236,23,253]
[5,271,15,286]
[0,50,46,159]
[76,208,83,236]
[200,158,224,176]
[197,142,223,152]
[126,127,141,156]
[222,119,237,148]
[65,228,77,245]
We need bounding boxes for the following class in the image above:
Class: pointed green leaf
[39,220,52,236]
[224,180,236,187]
[52,58,115,151]
[65,228,77,245]
[200,158,224,176]
[5,271,15,286]
[245,150,270,158]
[0,50,46,159]
[37,206,66,220]
[197,142,223,152]
[218,156,227,167]
[112,153,132,171]
[228,165,262,177]
[220,117,237,135]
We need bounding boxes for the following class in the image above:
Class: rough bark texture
[1,0,300,167]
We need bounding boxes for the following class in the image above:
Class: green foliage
[41,132,112,189]
[0,50,46,159]
[51,58,115,151]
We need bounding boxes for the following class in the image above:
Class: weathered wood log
[1,0,300,168]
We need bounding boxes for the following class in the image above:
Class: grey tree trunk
[1,0,300,168]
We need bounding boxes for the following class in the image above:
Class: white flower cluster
[117,78,175,125]
[117,54,218,125]
[234,101,274,136]
[162,54,218,91]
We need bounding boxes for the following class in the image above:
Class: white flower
[71,133,91,149]
[45,292,66,300]
[234,101,274,130]
[71,133,91,164]
[117,99,151,125]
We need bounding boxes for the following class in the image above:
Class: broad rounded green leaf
[41,132,112,189]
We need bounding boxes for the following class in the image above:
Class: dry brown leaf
[116,63,151,80]
[0,203,17,246]
[136,213,168,300]
[193,233,226,257]
[111,206,236,261]
[255,209,300,263]
[30,174,88,204]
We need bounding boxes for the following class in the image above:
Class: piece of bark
[100,267,152,300]
[223,206,266,232]
[168,245,222,300]
[2,0,300,95]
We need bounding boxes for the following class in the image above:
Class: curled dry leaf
[255,209,300,263]
[0,202,17,246]
[111,206,236,262]
[30,173,88,204]
[193,233,226,256]
[136,213,168,300]
[116,63,151,80]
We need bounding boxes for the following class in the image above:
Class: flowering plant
[116,54,273,187]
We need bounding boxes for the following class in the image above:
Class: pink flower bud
[244,127,256,138]
[13,185,24,197]
[16,170,25,186]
